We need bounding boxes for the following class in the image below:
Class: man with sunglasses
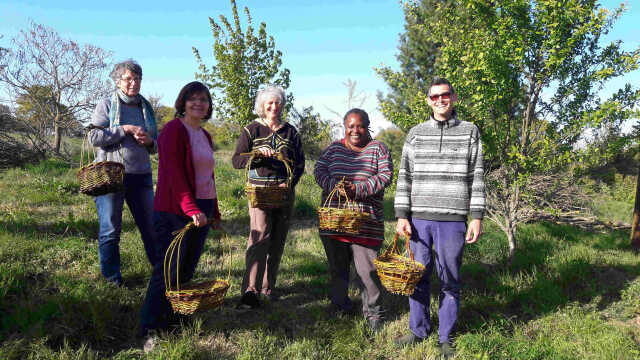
[393,77,485,358]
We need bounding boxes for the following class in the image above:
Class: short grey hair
[110,59,143,86]
[254,85,286,119]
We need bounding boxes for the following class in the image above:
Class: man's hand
[465,219,483,243]
[396,218,412,236]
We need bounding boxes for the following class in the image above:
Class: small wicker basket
[374,233,426,296]
[318,180,370,234]
[243,151,292,209]
[77,127,124,196]
[164,221,231,315]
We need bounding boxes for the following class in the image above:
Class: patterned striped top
[314,139,393,245]
[394,115,485,221]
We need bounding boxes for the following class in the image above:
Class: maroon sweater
[154,118,221,219]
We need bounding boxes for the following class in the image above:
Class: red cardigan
[154,118,221,220]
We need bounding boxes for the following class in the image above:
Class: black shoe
[261,290,281,302]
[237,291,260,309]
[368,317,383,333]
[328,304,356,318]
[394,332,425,346]
[438,341,455,359]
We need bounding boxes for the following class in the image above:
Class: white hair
[254,85,286,119]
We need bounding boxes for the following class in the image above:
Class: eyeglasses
[429,92,451,101]
[120,76,141,84]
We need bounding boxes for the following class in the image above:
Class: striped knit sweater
[314,139,393,245]
[394,115,485,221]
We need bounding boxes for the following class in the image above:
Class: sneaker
[394,332,425,346]
[368,318,383,333]
[142,330,159,354]
[237,290,260,309]
[438,341,455,359]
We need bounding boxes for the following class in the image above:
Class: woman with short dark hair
[139,81,221,342]
[89,59,157,286]
[314,108,393,332]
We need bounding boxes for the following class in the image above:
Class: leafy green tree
[379,0,640,257]
[193,0,292,127]
[289,106,332,159]
[376,0,448,131]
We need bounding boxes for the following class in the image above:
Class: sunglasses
[429,92,451,101]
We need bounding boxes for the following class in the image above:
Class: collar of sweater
[256,117,286,131]
[428,111,459,129]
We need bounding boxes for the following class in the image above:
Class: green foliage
[193,0,293,127]
[379,0,640,255]
[376,0,447,131]
[289,106,333,160]
[0,152,639,358]
[375,127,406,192]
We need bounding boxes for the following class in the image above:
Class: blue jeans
[408,219,466,343]
[94,173,156,283]
[140,199,214,335]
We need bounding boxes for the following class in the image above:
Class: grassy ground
[0,151,638,359]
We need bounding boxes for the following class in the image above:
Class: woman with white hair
[232,84,305,309]
[88,59,157,287]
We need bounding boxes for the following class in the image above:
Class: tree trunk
[506,217,517,260]
[631,167,640,249]
[53,122,62,153]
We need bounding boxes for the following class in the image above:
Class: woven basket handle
[383,232,415,262]
[240,150,293,187]
[80,124,124,169]
[163,218,232,292]
[322,178,358,211]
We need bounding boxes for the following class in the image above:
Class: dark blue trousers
[408,219,466,343]
[139,199,214,335]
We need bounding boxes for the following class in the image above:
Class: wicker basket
[164,221,231,315]
[318,180,370,234]
[374,233,426,296]
[243,151,292,209]
[77,128,124,196]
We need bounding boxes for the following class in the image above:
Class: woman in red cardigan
[139,81,221,348]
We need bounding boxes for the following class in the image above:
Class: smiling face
[344,112,369,148]
[184,91,210,121]
[117,69,141,97]
[262,96,283,122]
[427,83,457,120]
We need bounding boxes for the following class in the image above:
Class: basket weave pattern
[374,233,426,296]
[164,221,231,315]
[243,151,292,209]
[77,130,124,196]
[318,180,370,234]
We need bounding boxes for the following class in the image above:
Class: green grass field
[0,151,638,359]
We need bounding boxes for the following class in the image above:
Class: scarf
[109,89,157,140]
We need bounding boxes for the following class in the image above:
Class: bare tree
[326,79,368,119]
[0,22,112,154]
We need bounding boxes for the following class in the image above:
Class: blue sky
[1,0,638,133]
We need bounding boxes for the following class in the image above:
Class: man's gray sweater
[394,115,485,222]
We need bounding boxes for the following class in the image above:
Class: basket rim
[78,160,125,173]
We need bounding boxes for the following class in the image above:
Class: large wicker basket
[77,127,124,196]
[318,180,370,234]
[374,233,426,296]
[243,151,292,209]
[164,221,231,315]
